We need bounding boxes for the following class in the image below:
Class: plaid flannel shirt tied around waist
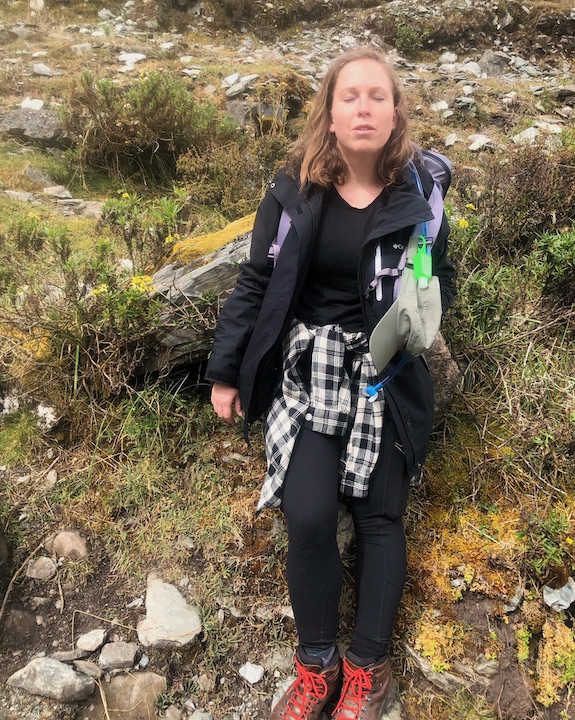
[258,320,385,511]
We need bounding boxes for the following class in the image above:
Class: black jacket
[205,163,456,481]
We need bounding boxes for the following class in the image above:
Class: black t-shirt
[296,185,384,332]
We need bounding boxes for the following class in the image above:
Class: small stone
[239,662,265,684]
[26,556,57,581]
[73,660,102,678]
[118,52,146,65]
[33,63,62,77]
[43,185,72,199]
[7,657,94,701]
[77,629,108,652]
[45,530,89,561]
[164,707,183,720]
[21,97,44,110]
[98,640,140,670]
[512,127,539,145]
[543,577,575,612]
[51,648,91,662]
[468,134,492,151]
[430,100,449,112]
[70,43,93,54]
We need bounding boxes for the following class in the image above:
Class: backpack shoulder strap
[267,208,292,267]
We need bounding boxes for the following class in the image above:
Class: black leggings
[281,422,409,659]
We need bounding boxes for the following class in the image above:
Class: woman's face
[329,58,397,163]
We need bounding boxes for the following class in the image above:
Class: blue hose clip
[363,353,411,402]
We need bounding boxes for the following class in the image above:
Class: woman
[206,46,455,720]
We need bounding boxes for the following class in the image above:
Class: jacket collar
[268,163,433,241]
[366,165,434,242]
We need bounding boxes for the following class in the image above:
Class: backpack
[267,149,452,281]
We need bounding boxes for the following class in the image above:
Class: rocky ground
[1,1,575,719]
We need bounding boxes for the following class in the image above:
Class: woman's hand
[211,383,243,425]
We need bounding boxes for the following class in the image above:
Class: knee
[284,505,338,548]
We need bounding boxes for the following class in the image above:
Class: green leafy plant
[518,509,573,584]
[64,70,238,186]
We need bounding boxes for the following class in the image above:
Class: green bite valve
[413,236,432,289]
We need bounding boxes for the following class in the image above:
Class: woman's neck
[335,162,384,209]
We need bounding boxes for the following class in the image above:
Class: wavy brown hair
[288,46,413,190]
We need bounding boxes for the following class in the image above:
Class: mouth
[353,125,376,132]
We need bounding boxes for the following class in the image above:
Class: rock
[76,628,108,652]
[45,530,90,561]
[189,713,213,720]
[25,166,55,187]
[32,63,62,76]
[7,657,95,701]
[51,648,91,662]
[512,127,539,144]
[2,608,37,644]
[468,134,492,151]
[426,333,461,423]
[73,660,103,678]
[98,641,140,670]
[70,42,93,54]
[225,74,260,98]
[118,51,146,65]
[137,572,202,648]
[5,190,35,202]
[543,577,575,611]
[43,185,73,199]
[0,108,69,147]
[164,707,183,720]
[26,556,57,580]
[80,672,166,720]
[402,643,471,693]
[21,97,44,110]
[503,583,524,613]
[478,50,509,76]
[239,662,265,684]
[430,100,449,112]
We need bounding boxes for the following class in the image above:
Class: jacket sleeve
[204,188,282,388]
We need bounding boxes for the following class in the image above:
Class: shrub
[99,187,193,273]
[176,134,289,220]
[457,144,575,258]
[63,71,238,187]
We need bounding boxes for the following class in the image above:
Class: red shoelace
[332,659,373,718]
[282,655,329,719]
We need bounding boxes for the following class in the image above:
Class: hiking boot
[331,655,396,720]
[269,649,342,720]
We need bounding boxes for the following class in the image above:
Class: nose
[357,95,370,115]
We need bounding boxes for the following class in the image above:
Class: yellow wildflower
[92,284,109,295]
[130,275,154,293]
[465,203,477,211]
[457,218,469,229]
[122,192,130,198]
[565,537,574,546]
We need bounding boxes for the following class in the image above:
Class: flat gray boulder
[0,108,70,147]
[7,657,95,701]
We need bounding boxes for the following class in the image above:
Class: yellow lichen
[535,617,575,707]
[408,505,523,603]
[168,212,256,265]
[411,609,467,672]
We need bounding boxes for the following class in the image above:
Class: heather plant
[454,143,575,258]
[63,71,238,186]
[100,187,192,272]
